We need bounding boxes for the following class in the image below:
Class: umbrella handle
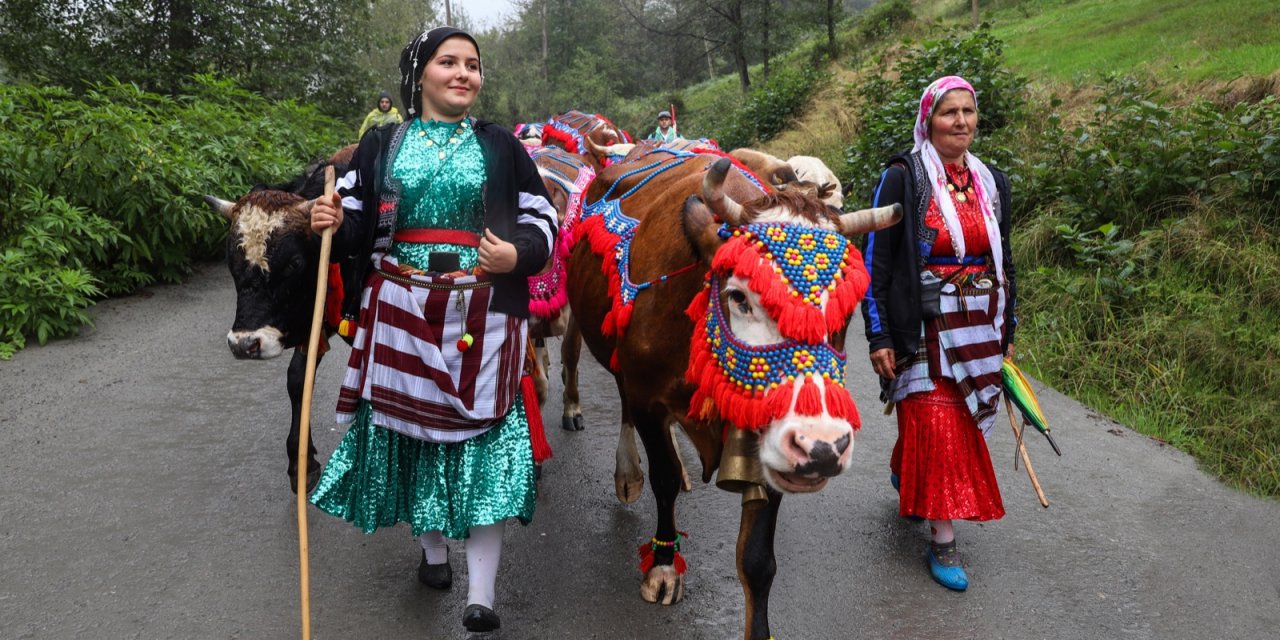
[1006,396,1049,508]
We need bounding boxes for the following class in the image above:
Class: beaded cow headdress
[684,222,870,430]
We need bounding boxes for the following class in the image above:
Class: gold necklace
[945,167,973,203]
[417,119,472,161]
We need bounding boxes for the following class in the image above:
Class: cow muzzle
[227,328,285,360]
[759,417,854,493]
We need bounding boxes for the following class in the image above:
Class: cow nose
[789,432,851,478]
[230,335,261,359]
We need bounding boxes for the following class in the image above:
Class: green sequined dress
[310,118,536,540]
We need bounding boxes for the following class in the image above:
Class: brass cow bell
[716,427,768,505]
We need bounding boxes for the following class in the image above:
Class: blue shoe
[890,473,900,492]
[927,542,969,591]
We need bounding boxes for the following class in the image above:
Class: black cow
[204,147,353,492]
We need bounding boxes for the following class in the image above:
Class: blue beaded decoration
[705,275,847,395]
[718,223,850,308]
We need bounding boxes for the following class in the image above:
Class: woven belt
[393,228,481,247]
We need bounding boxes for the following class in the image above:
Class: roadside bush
[1023,76,1280,232]
[0,75,344,358]
[858,0,914,42]
[711,66,828,150]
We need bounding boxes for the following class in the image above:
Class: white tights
[417,522,506,609]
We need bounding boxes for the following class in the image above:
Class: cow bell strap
[393,228,481,247]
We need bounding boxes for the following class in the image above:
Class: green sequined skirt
[310,398,536,540]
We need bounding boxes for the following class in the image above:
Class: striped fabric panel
[518,191,558,254]
[891,279,1006,437]
[335,256,526,443]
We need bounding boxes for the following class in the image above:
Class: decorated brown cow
[565,151,899,638]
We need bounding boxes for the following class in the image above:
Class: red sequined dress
[890,163,1005,521]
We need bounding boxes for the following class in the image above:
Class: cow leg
[532,336,549,405]
[560,316,585,431]
[614,385,644,504]
[737,488,783,640]
[668,423,693,493]
[285,347,322,494]
[633,407,686,605]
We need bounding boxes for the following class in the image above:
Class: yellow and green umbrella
[1001,358,1061,456]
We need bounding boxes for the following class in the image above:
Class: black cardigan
[332,118,557,320]
[859,151,1017,359]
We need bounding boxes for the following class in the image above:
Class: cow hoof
[561,415,585,431]
[289,467,321,495]
[640,566,684,605]
[615,472,645,504]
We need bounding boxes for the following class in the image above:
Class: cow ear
[682,195,724,263]
[299,198,317,217]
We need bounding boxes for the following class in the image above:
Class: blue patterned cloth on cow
[311,117,536,540]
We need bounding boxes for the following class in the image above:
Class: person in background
[859,75,1017,592]
[647,110,679,142]
[358,90,403,138]
[309,27,557,633]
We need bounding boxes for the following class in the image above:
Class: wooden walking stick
[296,165,336,639]
[1005,395,1049,508]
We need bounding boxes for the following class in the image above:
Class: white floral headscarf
[912,76,1003,284]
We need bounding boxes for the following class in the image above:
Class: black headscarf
[399,27,483,119]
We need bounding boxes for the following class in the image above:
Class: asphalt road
[1,262,1277,640]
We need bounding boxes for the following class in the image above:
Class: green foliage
[0,189,119,359]
[858,0,914,42]
[1004,76,1280,495]
[708,66,828,150]
[843,26,1028,202]
[0,76,343,358]
[1021,76,1280,231]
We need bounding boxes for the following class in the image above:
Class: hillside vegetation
[638,0,1280,496]
[1,0,1276,497]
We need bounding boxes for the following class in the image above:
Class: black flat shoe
[462,603,501,632]
[417,550,452,590]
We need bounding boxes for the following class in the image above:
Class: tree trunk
[827,0,837,55]
[729,0,749,92]
[446,0,453,25]
[166,0,196,94]
[761,0,771,84]
[541,0,549,82]
[703,30,715,81]
[971,0,979,27]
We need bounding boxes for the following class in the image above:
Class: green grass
[984,0,1280,83]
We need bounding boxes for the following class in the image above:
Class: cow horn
[838,203,903,236]
[203,195,236,219]
[703,158,746,225]
[583,136,608,160]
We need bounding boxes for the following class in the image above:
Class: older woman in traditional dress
[860,75,1017,591]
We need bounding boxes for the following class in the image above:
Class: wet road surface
[1,262,1277,639]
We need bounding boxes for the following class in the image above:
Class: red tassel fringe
[637,543,688,575]
[521,374,553,463]
[324,263,344,329]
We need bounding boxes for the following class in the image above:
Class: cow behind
[204,146,353,491]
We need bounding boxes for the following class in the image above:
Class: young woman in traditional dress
[308,27,557,631]
[860,75,1017,591]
